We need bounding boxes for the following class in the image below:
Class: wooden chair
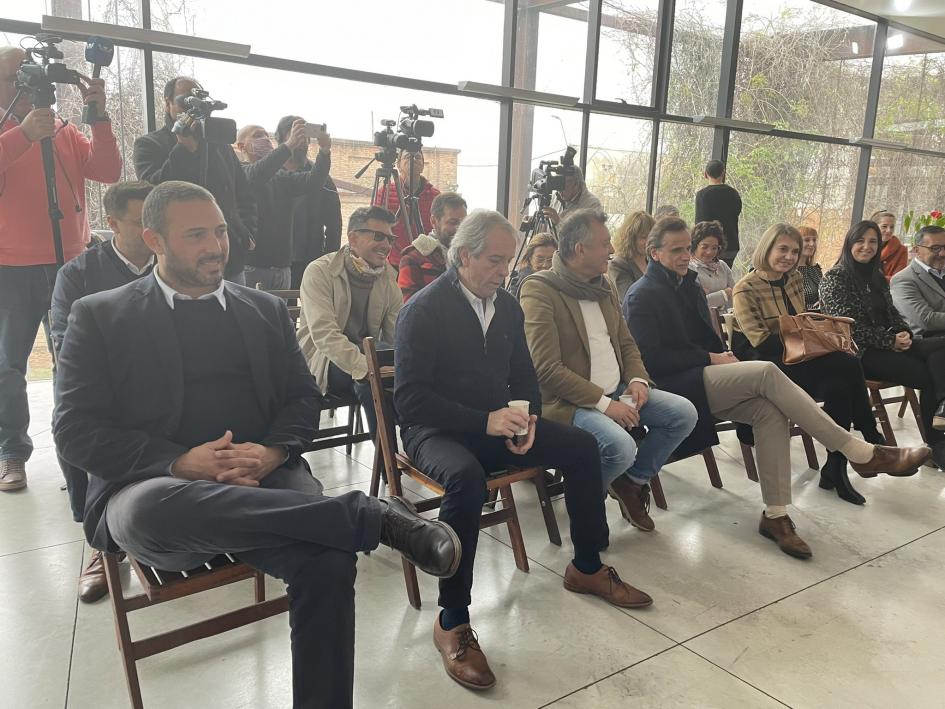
[866,381,925,445]
[363,337,559,609]
[258,285,371,455]
[104,552,288,709]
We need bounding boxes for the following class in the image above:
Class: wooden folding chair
[364,337,559,608]
[867,381,925,445]
[104,552,288,709]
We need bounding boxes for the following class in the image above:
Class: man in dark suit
[53,181,460,709]
[50,180,155,604]
[395,209,652,692]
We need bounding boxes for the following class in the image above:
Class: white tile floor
[3,381,944,708]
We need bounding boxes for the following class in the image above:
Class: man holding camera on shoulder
[134,76,256,285]
[0,45,121,493]
[540,156,602,227]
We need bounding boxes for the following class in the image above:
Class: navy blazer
[53,273,321,551]
[624,260,724,457]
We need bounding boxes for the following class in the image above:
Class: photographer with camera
[237,119,331,290]
[133,76,256,284]
[374,148,440,269]
[541,164,602,227]
[0,44,121,492]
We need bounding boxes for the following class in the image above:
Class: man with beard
[53,181,461,709]
[398,192,467,301]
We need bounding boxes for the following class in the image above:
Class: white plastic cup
[508,400,530,435]
[619,394,637,409]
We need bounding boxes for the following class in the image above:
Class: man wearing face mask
[133,76,256,285]
[540,165,603,227]
[374,149,441,268]
[237,120,331,290]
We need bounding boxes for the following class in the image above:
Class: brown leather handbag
[779,312,858,364]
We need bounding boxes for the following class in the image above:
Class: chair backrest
[256,285,302,327]
[364,337,399,487]
[709,306,729,349]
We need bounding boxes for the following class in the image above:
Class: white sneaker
[0,459,27,491]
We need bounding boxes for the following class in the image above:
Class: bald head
[0,47,30,119]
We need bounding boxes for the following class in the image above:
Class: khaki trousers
[703,361,854,505]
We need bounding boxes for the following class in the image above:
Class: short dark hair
[916,224,945,246]
[162,76,200,103]
[431,192,467,220]
[646,216,689,255]
[348,206,396,234]
[103,181,154,219]
[690,220,727,254]
[837,220,885,291]
[275,115,302,144]
[558,209,608,261]
[142,181,217,236]
[705,160,725,179]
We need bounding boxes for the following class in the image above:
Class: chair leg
[254,570,266,603]
[870,387,897,446]
[484,488,499,510]
[740,443,759,482]
[345,404,358,456]
[499,485,529,572]
[906,388,926,442]
[897,397,909,419]
[703,449,723,488]
[402,558,421,610]
[369,445,382,498]
[104,552,144,709]
[801,432,819,470]
[531,469,562,546]
[650,473,667,510]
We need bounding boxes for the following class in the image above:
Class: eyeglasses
[917,244,945,255]
[353,229,396,244]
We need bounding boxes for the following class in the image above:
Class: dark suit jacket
[624,260,724,457]
[53,274,321,551]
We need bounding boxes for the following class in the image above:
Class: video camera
[15,35,83,108]
[172,88,236,144]
[372,103,444,163]
[528,145,578,201]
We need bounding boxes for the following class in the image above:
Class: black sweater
[394,267,541,438]
[695,183,742,256]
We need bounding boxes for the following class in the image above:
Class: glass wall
[585,113,652,225]
[516,1,589,97]
[668,0,727,117]
[863,149,945,240]
[652,122,715,225]
[595,0,660,106]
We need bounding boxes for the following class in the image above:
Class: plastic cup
[508,399,530,435]
[619,394,637,409]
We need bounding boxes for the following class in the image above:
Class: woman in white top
[689,220,735,310]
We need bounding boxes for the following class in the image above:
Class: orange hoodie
[0,118,121,266]
[880,235,908,282]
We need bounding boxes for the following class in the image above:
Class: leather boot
[819,452,865,505]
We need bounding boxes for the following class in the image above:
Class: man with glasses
[298,206,402,437]
[892,225,945,341]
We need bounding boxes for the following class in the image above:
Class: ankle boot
[821,452,865,505]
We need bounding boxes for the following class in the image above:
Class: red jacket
[881,236,908,282]
[373,177,439,268]
[0,119,121,266]
[397,233,448,302]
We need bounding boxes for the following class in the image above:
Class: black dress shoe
[930,441,945,471]
[379,496,462,578]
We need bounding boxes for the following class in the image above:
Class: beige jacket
[298,249,401,393]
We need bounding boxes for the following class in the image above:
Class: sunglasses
[353,229,395,244]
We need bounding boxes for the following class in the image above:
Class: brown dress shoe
[78,550,109,603]
[0,459,27,491]
[433,617,496,690]
[758,513,812,559]
[608,477,655,531]
[850,445,930,478]
[563,562,653,608]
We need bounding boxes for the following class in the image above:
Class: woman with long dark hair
[820,221,945,471]
[732,224,886,504]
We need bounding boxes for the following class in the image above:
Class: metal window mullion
[496,0,519,214]
[712,0,744,162]
[646,119,661,213]
[651,0,676,113]
[852,21,888,222]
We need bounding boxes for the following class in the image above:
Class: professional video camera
[172,88,236,144]
[371,104,444,161]
[14,34,82,107]
[528,145,577,200]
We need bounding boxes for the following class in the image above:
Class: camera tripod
[356,152,423,243]
[509,194,559,285]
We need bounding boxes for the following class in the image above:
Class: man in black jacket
[50,180,155,603]
[53,181,460,709]
[395,209,652,693]
[237,119,331,290]
[133,77,257,284]
[695,159,742,267]
[275,115,343,289]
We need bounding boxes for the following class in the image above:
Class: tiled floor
[4,381,944,708]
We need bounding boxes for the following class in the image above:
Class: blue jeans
[573,387,698,491]
[244,265,291,291]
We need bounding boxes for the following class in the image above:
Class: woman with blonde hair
[508,232,557,298]
[732,223,886,505]
[609,210,654,303]
[869,209,908,281]
[796,226,822,310]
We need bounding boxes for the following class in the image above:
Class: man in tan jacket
[298,206,402,436]
[520,209,698,531]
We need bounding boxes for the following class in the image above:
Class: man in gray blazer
[891,225,945,339]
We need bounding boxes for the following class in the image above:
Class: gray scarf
[526,253,613,301]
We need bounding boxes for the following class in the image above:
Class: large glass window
[1,0,141,25]
[585,113,651,224]
[726,132,859,271]
[734,0,875,138]
[667,0,726,117]
[595,0,659,106]
[153,54,500,239]
[864,150,945,237]
[875,31,945,152]
[652,121,714,224]
[516,1,588,98]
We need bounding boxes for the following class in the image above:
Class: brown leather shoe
[433,616,496,690]
[758,513,812,559]
[0,459,26,492]
[850,445,930,478]
[608,477,655,531]
[563,562,653,608]
[78,550,109,603]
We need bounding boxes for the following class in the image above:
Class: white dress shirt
[110,239,155,276]
[153,267,227,310]
[457,278,496,335]
[914,256,945,280]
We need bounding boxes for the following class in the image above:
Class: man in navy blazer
[53,181,460,709]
